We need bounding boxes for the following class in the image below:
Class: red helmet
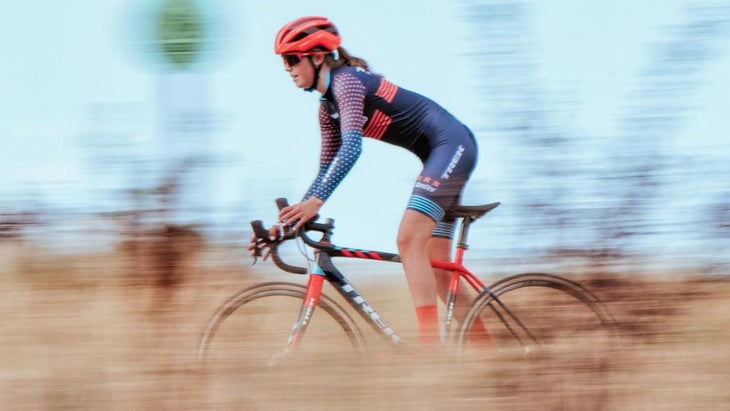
[274,16,341,55]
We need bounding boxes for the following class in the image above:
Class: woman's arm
[302,102,343,201]
[302,71,367,202]
[282,72,368,229]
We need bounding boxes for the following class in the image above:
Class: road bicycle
[197,198,616,368]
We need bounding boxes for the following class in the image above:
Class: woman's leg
[400,125,478,344]
[397,210,438,344]
[430,236,453,301]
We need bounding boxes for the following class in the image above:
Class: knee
[396,232,411,254]
[398,210,437,256]
[397,229,430,256]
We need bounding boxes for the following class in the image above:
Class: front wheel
[197,281,366,371]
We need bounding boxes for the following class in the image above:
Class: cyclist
[258,16,484,345]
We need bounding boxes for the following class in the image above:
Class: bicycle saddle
[445,202,500,220]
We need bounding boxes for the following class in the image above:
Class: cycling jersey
[303,66,477,238]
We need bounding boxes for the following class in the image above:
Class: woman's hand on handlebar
[247,222,292,262]
[248,196,322,264]
[247,225,282,261]
[248,234,271,261]
[278,197,323,230]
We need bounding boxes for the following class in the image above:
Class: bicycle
[197,198,616,368]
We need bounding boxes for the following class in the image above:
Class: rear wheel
[459,273,615,351]
[457,273,618,410]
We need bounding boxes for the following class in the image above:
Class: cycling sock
[467,315,493,346]
[416,305,440,345]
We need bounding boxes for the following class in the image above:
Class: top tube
[252,198,500,275]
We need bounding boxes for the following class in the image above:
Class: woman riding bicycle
[262,16,481,345]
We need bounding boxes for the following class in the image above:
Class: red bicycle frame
[255,199,501,353]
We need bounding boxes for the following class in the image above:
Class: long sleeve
[303,72,367,202]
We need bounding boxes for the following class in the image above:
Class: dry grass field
[1,248,729,410]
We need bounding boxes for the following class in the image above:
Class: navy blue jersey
[304,66,477,233]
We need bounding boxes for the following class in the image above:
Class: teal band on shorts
[407,194,445,222]
[432,221,456,239]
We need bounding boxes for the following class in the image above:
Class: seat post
[454,217,475,264]
[445,201,499,264]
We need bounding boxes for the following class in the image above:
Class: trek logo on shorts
[441,145,465,180]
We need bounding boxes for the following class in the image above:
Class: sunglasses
[281,51,328,68]
[282,53,306,67]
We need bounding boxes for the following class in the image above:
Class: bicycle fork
[269,273,326,366]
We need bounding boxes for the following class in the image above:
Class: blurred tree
[706,191,730,272]
[465,1,730,270]
[81,103,209,293]
[598,3,730,266]
[463,1,590,262]
[0,208,43,276]
[0,212,35,241]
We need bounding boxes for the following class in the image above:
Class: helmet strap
[304,56,322,93]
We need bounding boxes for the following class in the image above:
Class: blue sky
[1,1,728,260]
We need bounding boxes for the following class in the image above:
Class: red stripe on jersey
[363,110,391,140]
[375,79,398,103]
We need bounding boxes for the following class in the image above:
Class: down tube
[318,253,406,347]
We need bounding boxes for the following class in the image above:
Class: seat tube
[454,245,467,265]
[443,268,460,342]
[443,217,472,342]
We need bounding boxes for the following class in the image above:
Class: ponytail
[325,47,372,72]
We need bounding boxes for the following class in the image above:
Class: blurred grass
[0,248,729,410]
